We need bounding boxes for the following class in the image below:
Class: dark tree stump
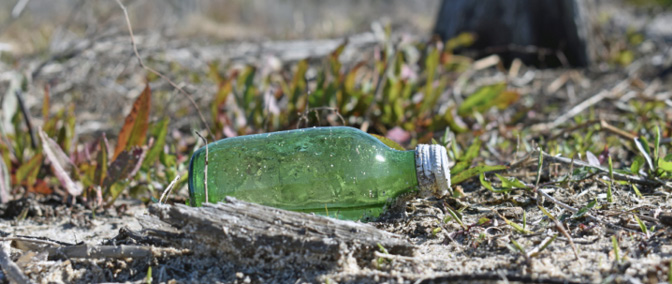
[434,0,593,67]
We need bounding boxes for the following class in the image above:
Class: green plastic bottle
[188,126,451,220]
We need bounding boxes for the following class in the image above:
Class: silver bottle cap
[415,144,451,198]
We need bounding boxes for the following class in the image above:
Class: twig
[537,188,635,232]
[599,120,638,141]
[556,236,600,245]
[47,244,154,259]
[159,175,181,204]
[549,119,651,147]
[0,241,35,284]
[551,90,608,128]
[15,90,37,149]
[547,79,630,129]
[373,251,418,262]
[109,227,172,247]
[535,150,664,188]
[194,132,208,203]
[551,215,578,259]
[525,234,556,258]
[0,236,66,247]
[114,0,214,141]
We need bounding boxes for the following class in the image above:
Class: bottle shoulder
[195,126,402,153]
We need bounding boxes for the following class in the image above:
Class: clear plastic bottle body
[188,127,418,220]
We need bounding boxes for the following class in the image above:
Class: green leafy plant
[633,126,672,179]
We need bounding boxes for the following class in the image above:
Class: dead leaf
[385,126,411,145]
[30,179,53,195]
[113,84,151,161]
[586,151,600,167]
[39,129,82,196]
[104,147,146,188]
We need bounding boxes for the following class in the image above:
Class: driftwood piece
[147,198,414,267]
[0,241,34,284]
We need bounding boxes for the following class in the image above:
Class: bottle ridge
[188,126,451,220]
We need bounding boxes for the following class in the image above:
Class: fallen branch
[147,198,414,266]
[534,150,665,188]
[46,244,187,260]
[549,79,630,129]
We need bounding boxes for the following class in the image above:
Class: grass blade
[535,148,543,186]
[634,137,654,171]
[452,165,507,185]
[611,236,620,263]
[633,214,649,237]
[607,155,614,203]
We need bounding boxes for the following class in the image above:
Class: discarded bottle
[188,126,451,220]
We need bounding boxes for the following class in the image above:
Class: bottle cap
[415,144,451,198]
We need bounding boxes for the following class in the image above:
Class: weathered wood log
[434,0,594,67]
[0,241,34,284]
[146,197,414,268]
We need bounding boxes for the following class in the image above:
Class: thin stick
[195,132,208,203]
[373,251,418,262]
[547,119,652,148]
[525,234,556,258]
[159,175,181,204]
[535,150,664,188]
[48,244,153,259]
[537,188,635,232]
[552,217,579,259]
[0,236,65,247]
[548,79,630,129]
[599,120,639,141]
[0,241,34,284]
[114,0,214,141]
[15,90,37,149]
[550,90,609,128]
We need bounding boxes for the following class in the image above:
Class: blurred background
[0,0,439,55]
[1,0,672,138]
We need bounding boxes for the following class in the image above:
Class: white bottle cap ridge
[415,144,451,198]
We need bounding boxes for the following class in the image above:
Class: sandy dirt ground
[0,1,672,283]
